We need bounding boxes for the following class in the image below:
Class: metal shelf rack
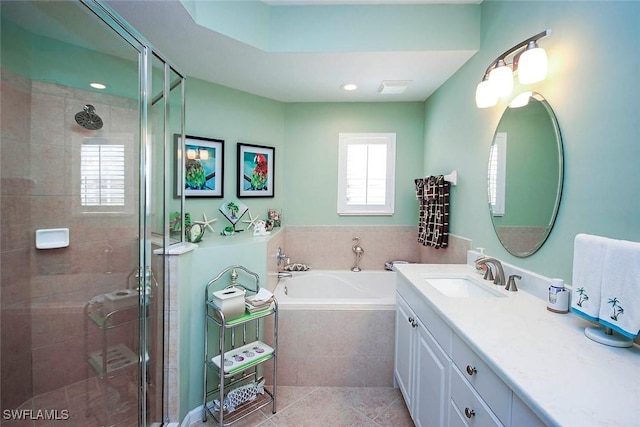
[203,265,278,426]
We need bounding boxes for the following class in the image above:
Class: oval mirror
[487,92,563,257]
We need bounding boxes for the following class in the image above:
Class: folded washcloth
[570,234,611,322]
[245,288,274,307]
[597,238,640,339]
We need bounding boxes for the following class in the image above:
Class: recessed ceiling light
[378,80,412,95]
[90,82,107,90]
[341,83,358,91]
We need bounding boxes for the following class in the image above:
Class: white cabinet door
[395,295,415,409]
[511,394,546,427]
[413,318,450,427]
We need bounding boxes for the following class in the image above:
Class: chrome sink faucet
[475,256,505,287]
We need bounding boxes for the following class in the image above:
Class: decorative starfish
[194,212,217,233]
[242,210,260,230]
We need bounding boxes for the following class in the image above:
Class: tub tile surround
[395,260,640,427]
[264,309,395,388]
[283,226,468,270]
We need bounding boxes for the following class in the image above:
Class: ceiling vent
[378,80,412,95]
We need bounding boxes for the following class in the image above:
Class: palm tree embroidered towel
[597,238,640,339]
[571,234,610,322]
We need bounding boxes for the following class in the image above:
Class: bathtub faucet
[277,271,292,279]
[276,247,290,267]
[351,236,364,272]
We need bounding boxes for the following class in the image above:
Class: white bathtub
[273,270,396,310]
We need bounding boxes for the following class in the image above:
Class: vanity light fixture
[475,29,551,108]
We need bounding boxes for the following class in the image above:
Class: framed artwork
[237,143,275,198]
[175,135,224,197]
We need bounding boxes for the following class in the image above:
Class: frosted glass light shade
[518,46,548,84]
[475,80,497,108]
[509,91,532,108]
[488,63,514,98]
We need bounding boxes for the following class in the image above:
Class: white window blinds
[338,133,396,215]
[81,142,125,208]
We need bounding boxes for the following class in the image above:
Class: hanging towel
[570,234,611,322]
[415,175,449,249]
[597,238,640,339]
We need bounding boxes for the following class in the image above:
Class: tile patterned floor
[193,386,414,427]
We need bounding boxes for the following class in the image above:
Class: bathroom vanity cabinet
[395,293,450,427]
[395,273,545,427]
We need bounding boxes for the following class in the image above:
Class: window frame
[337,132,396,216]
[79,136,134,215]
[488,132,507,216]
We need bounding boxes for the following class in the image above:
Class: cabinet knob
[464,407,476,419]
[407,317,418,328]
[466,365,477,376]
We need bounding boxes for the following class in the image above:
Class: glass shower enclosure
[0,1,184,425]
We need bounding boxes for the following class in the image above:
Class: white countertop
[395,263,640,427]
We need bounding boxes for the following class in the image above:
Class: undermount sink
[423,275,507,298]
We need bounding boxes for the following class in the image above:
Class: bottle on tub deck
[547,278,570,314]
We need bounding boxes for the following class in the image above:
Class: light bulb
[199,149,209,160]
[488,61,514,98]
[475,79,497,108]
[518,43,548,84]
[186,149,196,160]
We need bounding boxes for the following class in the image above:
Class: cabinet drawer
[452,334,510,425]
[450,367,504,427]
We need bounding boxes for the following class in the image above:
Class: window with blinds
[337,133,396,215]
[81,141,126,210]
[488,132,507,216]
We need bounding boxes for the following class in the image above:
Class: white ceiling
[106,0,481,103]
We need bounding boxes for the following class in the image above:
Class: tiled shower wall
[1,68,34,410]
[0,69,140,410]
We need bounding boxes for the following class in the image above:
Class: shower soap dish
[35,228,69,249]
[211,341,274,374]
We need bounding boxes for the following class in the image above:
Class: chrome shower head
[75,104,103,130]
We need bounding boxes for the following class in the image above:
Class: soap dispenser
[547,278,569,313]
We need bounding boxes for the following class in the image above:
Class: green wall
[423,0,640,281]
[184,79,285,227]
[184,80,425,228]
[283,102,424,225]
